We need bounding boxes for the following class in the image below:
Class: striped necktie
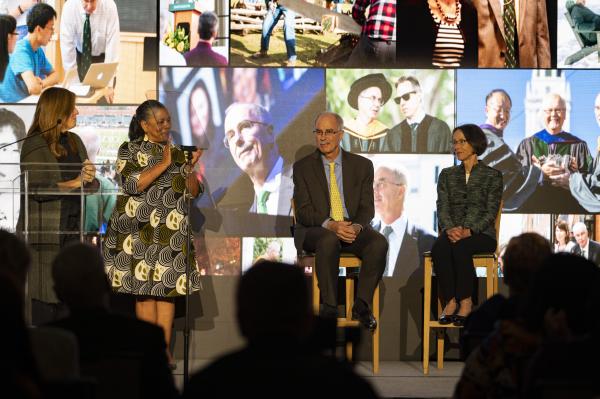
[329,162,344,221]
[503,0,517,68]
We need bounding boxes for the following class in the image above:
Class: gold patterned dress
[103,137,202,297]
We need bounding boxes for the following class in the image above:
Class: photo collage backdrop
[1,0,599,279]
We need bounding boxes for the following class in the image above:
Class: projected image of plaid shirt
[347,0,396,66]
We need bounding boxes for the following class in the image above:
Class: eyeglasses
[358,95,384,106]
[9,32,18,36]
[313,129,341,137]
[223,120,270,148]
[373,180,403,190]
[452,139,468,146]
[543,108,565,115]
[394,91,416,104]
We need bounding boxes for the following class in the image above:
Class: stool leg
[437,329,445,369]
[423,256,432,374]
[493,260,499,295]
[486,261,494,299]
[346,277,354,361]
[373,284,380,374]
[312,268,320,315]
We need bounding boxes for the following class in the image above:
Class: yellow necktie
[329,162,344,221]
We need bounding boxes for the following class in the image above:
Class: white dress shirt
[60,0,120,80]
[378,214,407,276]
[253,156,283,216]
[0,0,27,26]
[580,240,590,259]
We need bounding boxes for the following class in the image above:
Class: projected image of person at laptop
[0,4,60,102]
[60,0,120,103]
[65,62,118,98]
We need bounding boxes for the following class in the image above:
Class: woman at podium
[18,87,96,322]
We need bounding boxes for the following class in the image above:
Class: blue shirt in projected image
[0,38,53,102]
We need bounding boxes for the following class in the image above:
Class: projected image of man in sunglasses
[383,76,452,154]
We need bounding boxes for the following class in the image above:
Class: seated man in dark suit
[569,0,600,45]
[183,261,378,398]
[48,243,178,399]
[293,111,388,330]
[571,222,600,266]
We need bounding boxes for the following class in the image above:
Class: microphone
[180,145,198,163]
[0,119,62,151]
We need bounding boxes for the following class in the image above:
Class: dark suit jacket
[384,114,452,153]
[396,0,478,67]
[48,308,177,399]
[293,149,374,250]
[572,240,600,266]
[437,162,503,239]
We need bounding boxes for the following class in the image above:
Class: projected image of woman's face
[190,86,210,141]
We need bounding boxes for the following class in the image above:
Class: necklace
[433,0,461,24]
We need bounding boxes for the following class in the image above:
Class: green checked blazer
[436,162,503,239]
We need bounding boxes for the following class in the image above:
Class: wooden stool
[299,253,380,374]
[422,252,498,374]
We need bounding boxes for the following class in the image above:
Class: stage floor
[173,360,464,398]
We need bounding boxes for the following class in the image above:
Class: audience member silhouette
[0,228,31,290]
[0,229,80,385]
[460,233,552,357]
[0,271,43,399]
[47,242,178,399]
[183,261,379,398]
[455,253,600,399]
[523,259,600,398]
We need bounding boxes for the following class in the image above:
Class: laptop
[65,62,118,97]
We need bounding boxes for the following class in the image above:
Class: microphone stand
[0,119,62,151]
[182,146,195,389]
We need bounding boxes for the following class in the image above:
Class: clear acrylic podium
[0,161,120,322]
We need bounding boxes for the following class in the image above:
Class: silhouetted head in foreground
[237,261,313,342]
[52,243,110,310]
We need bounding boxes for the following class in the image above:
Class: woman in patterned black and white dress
[103,100,203,365]
[396,0,478,68]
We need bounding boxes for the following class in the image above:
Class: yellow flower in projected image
[163,26,189,53]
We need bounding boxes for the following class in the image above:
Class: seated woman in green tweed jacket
[432,124,502,326]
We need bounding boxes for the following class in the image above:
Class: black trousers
[303,226,388,308]
[431,233,497,302]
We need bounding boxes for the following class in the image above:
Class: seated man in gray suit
[371,163,435,277]
[384,76,451,153]
[293,112,388,330]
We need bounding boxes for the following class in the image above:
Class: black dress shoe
[453,315,466,327]
[351,299,377,331]
[439,314,454,325]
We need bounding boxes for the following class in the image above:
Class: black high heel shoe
[452,315,466,327]
[439,313,454,325]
